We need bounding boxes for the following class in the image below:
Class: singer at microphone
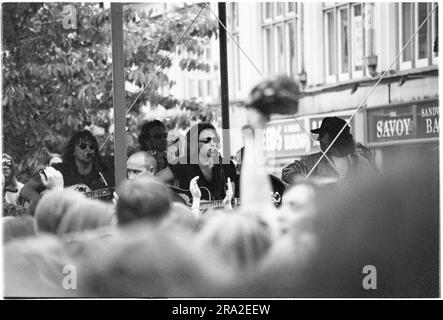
[156,122,238,201]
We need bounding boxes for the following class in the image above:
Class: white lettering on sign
[264,126,283,152]
[284,133,308,151]
[420,106,439,118]
[425,118,439,134]
[376,118,412,138]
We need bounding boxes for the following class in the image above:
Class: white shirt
[4,181,24,205]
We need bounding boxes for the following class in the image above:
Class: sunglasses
[2,161,13,168]
[199,136,220,144]
[77,143,96,150]
[152,133,168,139]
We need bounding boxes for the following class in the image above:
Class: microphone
[90,152,110,189]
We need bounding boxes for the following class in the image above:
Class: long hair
[185,122,217,165]
[138,120,166,151]
[332,131,356,157]
[2,153,18,185]
[62,130,104,169]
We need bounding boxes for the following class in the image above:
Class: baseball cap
[311,117,351,137]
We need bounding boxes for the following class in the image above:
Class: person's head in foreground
[196,210,273,273]
[4,234,76,297]
[116,176,171,226]
[34,189,87,235]
[227,152,439,298]
[78,224,231,297]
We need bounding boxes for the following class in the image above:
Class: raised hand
[189,176,201,199]
[39,166,64,190]
[222,177,233,210]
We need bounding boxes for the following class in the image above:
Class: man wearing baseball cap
[281,116,375,184]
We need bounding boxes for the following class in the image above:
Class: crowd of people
[2,76,439,298]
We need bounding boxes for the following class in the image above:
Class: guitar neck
[83,188,112,199]
[200,198,240,210]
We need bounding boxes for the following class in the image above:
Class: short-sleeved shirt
[168,160,237,201]
[34,162,115,201]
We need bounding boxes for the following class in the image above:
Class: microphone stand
[91,153,113,198]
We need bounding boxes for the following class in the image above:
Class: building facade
[221,2,439,175]
[145,2,438,175]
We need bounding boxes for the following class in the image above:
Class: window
[264,2,272,21]
[398,2,438,70]
[338,7,349,79]
[287,2,296,14]
[351,4,364,77]
[228,2,241,92]
[275,24,285,73]
[325,10,337,81]
[262,2,300,77]
[286,21,297,77]
[264,27,274,75]
[198,80,204,98]
[276,2,283,17]
[323,3,364,83]
[417,3,429,61]
[433,5,438,62]
[206,79,212,97]
[400,3,413,68]
[188,79,197,99]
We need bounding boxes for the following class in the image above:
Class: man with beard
[281,117,374,184]
[20,130,115,213]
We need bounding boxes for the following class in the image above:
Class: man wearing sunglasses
[2,153,24,205]
[19,130,115,214]
[156,122,237,201]
[138,120,169,173]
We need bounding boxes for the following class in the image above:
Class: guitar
[66,183,114,200]
[168,186,282,211]
[168,186,240,211]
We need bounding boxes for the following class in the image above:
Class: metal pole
[218,2,231,164]
[111,3,126,187]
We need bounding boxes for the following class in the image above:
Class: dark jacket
[281,152,374,184]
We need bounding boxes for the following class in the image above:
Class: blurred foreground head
[197,211,273,273]
[233,151,439,298]
[3,215,36,243]
[35,189,86,235]
[116,177,171,226]
[56,199,114,237]
[245,75,301,119]
[4,234,76,297]
[78,224,230,297]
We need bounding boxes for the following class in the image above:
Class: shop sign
[367,100,438,143]
[263,119,310,158]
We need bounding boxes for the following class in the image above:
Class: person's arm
[19,178,44,215]
[189,176,201,219]
[281,161,308,184]
[155,166,175,184]
[222,177,233,210]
